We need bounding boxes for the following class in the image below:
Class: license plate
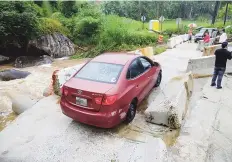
[76,97,87,107]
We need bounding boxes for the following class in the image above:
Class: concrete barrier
[167,35,184,49]
[196,38,215,51]
[52,63,85,96]
[186,56,232,77]
[6,92,39,115]
[203,43,232,56]
[145,72,193,129]
[180,34,189,42]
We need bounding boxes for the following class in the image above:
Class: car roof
[201,28,217,30]
[91,52,139,65]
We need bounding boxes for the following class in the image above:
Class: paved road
[0,43,202,162]
[154,43,202,89]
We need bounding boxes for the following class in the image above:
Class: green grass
[154,46,167,55]
[132,19,231,31]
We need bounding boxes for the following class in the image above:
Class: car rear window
[74,62,123,84]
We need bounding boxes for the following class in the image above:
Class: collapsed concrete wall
[186,56,232,76]
[145,72,193,129]
[203,43,232,56]
[196,38,215,52]
[52,63,85,96]
[167,34,189,49]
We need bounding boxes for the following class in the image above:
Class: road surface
[0,43,205,162]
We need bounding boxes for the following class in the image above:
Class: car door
[126,58,147,103]
[139,57,156,96]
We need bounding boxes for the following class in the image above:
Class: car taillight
[62,87,69,96]
[102,95,117,105]
[95,97,103,105]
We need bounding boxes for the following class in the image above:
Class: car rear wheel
[125,102,136,123]
[154,70,162,87]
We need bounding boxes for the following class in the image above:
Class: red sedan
[60,53,162,128]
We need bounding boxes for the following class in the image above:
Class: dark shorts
[189,35,192,41]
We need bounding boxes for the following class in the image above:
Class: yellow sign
[149,20,160,32]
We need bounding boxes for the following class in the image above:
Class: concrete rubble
[169,75,232,162]
[145,72,193,129]
[0,95,169,162]
[186,55,232,77]
[52,63,85,96]
[6,92,39,115]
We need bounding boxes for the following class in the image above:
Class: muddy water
[0,59,88,131]
[0,112,17,131]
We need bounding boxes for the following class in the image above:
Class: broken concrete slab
[169,77,232,162]
[167,36,184,49]
[196,38,215,51]
[186,56,232,76]
[52,63,85,96]
[145,72,193,129]
[6,92,39,115]
[203,43,232,56]
[0,95,169,162]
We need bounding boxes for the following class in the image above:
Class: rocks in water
[0,55,9,62]
[0,69,31,81]
[6,92,39,115]
[14,55,53,68]
[28,33,75,58]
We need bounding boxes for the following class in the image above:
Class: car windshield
[199,29,206,33]
[75,62,123,84]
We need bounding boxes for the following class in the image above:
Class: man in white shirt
[219,29,227,43]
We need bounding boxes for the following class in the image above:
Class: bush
[72,15,158,58]
[0,2,40,49]
[38,18,69,36]
[73,16,101,45]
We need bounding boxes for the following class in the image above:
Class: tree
[211,1,221,25]
[0,2,40,57]
[58,1,78,18]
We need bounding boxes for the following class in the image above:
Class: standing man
[219,29,227,43]
[211,42,232,89]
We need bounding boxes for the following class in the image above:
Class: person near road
[203,32,210,47]
[188,27,193,43]
[211,42,232,89]
[219,29,227,43]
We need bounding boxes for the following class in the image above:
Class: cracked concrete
[169,75,232,162]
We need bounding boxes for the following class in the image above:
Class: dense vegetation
[0,1,231,58]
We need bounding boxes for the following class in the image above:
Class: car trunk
[63,78,114,111]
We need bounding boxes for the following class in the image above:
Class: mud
[0,112,17,131]
[0,59,88,131]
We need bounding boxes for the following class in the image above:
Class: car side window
[139,57,152,71]
[127,59,145,79]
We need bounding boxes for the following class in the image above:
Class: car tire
[125,102,136,123]
[154,70,162,87]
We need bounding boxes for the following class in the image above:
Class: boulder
[14,55,53,68]
[28,33,75,58]
[0,69,31,81]
[145,72,193,129]
[6,92,39,115]
[0,55,9,62]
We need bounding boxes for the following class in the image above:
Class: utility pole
[224,2,229,26]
